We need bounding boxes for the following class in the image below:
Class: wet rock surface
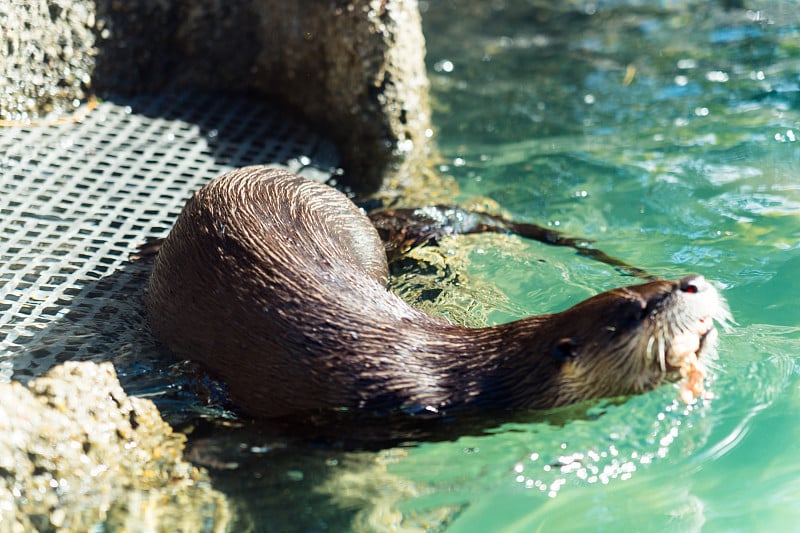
[0,361,230,532]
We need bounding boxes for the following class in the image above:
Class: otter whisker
[648,335,664,373]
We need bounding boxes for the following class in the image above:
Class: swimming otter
[145,166,730,419]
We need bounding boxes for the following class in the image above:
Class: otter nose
[679,274,709,294]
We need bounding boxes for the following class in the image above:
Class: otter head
[538,275,732,406]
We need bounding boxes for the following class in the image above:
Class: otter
[145,166,730,419]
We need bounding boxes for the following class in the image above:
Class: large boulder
[1,0,431,193]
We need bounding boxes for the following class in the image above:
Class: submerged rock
[0,361,230,532]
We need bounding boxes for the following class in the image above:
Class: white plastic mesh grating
[0,92,339,401]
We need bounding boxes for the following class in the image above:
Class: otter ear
[620,297,648,327]
[552,337,580,362]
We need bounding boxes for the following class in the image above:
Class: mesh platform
[0,92,339,402]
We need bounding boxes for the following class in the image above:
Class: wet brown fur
[146,166,729,419]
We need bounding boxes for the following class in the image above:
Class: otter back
[145,166,434,416]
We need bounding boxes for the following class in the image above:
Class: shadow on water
[181,404,619,532]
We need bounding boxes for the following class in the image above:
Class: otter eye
[552,337,580,362]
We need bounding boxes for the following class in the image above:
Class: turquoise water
[391,1,800,531]
[175,2,800,531]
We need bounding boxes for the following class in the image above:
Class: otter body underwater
[145,166,731,419]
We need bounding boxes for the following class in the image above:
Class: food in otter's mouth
[145,166,732,419]
[666,317,720,403]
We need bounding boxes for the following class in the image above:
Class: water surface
[399,0,800,531]
[120,2,800,531]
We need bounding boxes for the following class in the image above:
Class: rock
[2,0,432,193]
[0,0,96,122]
[93,0,432,193]
[0,361,230,533]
